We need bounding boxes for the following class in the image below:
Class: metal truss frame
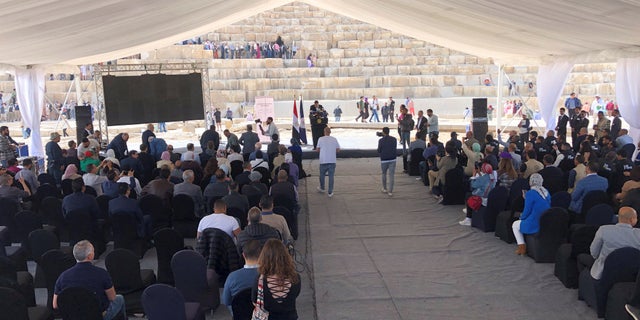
[92,61,211,142]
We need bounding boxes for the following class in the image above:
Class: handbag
[466,195,482,211]
[252,274,269,320]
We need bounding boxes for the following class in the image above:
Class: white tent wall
[3,0,640,152]
[14,67,45,158]
[536,60,575,131]
[616,58,640,143]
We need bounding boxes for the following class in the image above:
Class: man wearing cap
[448,132,462,152]
[46,132,65,184]
[241,171,268,199]
[592,95,605,117]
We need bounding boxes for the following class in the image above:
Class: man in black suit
[539,154,565,195]
[200,125,220,151]
[414,110,428,140]
[119,150,144,181]
[555,107,569,140]
[610,109,622,140]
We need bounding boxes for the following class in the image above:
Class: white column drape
[14,67,46,158]
[536,60,574,131]
[616,57,640,144]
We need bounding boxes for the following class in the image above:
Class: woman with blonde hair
[254,239,301,319]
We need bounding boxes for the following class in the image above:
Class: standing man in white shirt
[426,109,439,136]
[316,127,340,197]
[258,117,279,138]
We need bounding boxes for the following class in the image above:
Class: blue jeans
[369,110,380,122]
[381,161,396,192]
[335,116,340,122]
[158,122,166,132]
[400,131,410,154]
[319,163,336,194]
[103,294,125,320]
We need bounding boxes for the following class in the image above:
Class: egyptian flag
[298,97,308,144]
[292,99,302,143]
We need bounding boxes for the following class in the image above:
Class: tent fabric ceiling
[1,0,640,66]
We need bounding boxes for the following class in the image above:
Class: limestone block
[449,55,467,65]
[332,33,346,43]
[363,57,379,66]
[385,66,398,76]
[329,48,345,59]
[327,58,341,68]
[344,49,358,58]
[424,57,440,65]
[570,74,591,85]
[378,56,391,66]
[397,66,411,75]
[356,49,372,57]
[526,66,539,73]
[324,68,339,77]
[464,56,478,64]
[578,86,597,96]
[420,77,435,86]
[591,73,604,84]
[502,66,515,73]
[412,47,430,56]
[596,84,614,96]
[369,77,384,87]
[374,40,388,49]
[387,76,409,87]
[316,51,330,59]
[338,40,360,49]
[351,59,364,68]
[356,32,372,41]
[369,48,381,57]
[264,59,284,68]
[402,39,413,49]
[443,76,457,86]
[388,39,401,47]
[182,123,196,133]
[411,40,426,48]
[340,59,353,67]
[429,47,450,56]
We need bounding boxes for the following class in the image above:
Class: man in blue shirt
[53,240,125,320]
[564,92,582,111]
[377,127,397,196]
[569,161,608,214]
[222,239,261,314]
[109,183,151,238]
[62,178,100,220]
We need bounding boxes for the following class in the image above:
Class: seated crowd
[406,107,640,319]
[0,123,305,319]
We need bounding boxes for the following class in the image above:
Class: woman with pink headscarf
[61,164,81,181]
[459,162,497,226]
[156,151,174,169]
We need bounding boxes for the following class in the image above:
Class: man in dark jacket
[377,127,397,196]
[237,207,280,254]
[46,132,65,184]
[108,183,151,238]
[539,154,565,195]
[137,144,156,185]
[141,124,155,149]
[106,133,129,160]
[200,125,220,151]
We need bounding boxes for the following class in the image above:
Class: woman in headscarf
[104,149,120,167]
[460,162,496,226]
[156,151,173,169]
[512,173,551,255]
[61,164,81,181]
[462,142,483,176]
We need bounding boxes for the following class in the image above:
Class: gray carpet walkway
[303,157,596,320]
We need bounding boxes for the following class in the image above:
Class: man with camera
[258,116,279,138]
[377,127,397,197]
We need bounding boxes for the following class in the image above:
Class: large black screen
[103,73,204,126]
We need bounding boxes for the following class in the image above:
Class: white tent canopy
[2,0,640,66]
[3,0,640,158]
